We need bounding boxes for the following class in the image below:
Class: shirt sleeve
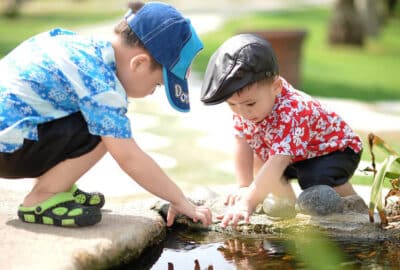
[79,93,131,138]
[232,114,244,138]
[269,107,310,160]
[63,39,132,138]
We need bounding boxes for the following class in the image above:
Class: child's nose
[238,107,251,118]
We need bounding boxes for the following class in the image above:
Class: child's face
[121,52,164,98]
[226,77,282,123]
[130,65,163,98]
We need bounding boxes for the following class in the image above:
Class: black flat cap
[200,34,279,105]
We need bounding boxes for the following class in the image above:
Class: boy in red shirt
[200,34,362,228]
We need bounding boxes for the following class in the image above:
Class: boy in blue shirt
[0,2,211,227]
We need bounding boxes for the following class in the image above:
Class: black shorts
[0,112,101,179]
[283,147,362,190]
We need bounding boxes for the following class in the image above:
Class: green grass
[351,131,400,188]
[194,9,400,101]
[129,100,234,188]
[2,6,399,101]
[0,0,126,57]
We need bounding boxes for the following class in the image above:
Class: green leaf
[290,228,345,270]
[369,157,390,215]
[385,156,400,179]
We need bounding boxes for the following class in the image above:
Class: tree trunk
[355,0,381,37]
[376,0,389,26]
[387,0,398,16]
[1,0,23,18]
[329,0,365,46]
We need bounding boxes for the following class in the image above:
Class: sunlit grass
[351,131,400,188]
[0,0,126,57]
[2,5,399,101]
[130,100,234,188]
[195,8,400,101]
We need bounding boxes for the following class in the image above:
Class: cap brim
[163,67,190,112]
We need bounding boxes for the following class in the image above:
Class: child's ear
[129,53,151,72]
[272,76,282,95]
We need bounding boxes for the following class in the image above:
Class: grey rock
[296,185,344,216]
[385,196,400,218]
[342,194,368,214]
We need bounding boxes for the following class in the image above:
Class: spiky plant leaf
[368,133,400,226]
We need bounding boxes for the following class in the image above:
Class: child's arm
[234,136,254,187]
[224,136,254,206]
[220,154,292,228]
[102,136,212,226]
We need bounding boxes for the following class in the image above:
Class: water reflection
[216,238,295,270]
[130,229,298,270]
[341,240,400,268]
[126,228,400,270]
[167,259,214,270]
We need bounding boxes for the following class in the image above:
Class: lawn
[0,0,126,57]
[351,131,400,188]
[2,5,399,102]
[194,8,400,102]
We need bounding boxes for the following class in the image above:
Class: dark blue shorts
[283,147,362,189]
[0,112,101,178]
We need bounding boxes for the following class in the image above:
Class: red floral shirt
[233,78,362,162]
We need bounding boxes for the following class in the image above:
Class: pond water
[125,228,400,270]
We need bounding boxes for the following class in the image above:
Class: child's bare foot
[22,190,57,207]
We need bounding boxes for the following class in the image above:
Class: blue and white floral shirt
[0,28,132,153]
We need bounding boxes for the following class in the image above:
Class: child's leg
[261,176,297,218]
[1,113,108,226]
[0,112,106,207]
[253,153,264,176]
[22,142,106,207]
[269,176,297,201]
[270,176,297,199]
[254,154,296,201]
[287,147,361,197]
[333,182,357,196]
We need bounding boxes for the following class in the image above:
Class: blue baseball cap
[125,2,203,112]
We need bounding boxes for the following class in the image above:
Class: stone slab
[154,186,400,242]
[0,187,165,270]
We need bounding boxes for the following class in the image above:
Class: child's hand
[167,199,212,227]
[217,200,253,229]
[224,187,248,206]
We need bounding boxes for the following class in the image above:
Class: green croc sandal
[70,184,105,209]
[17,192,101,227]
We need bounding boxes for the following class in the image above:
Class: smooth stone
[385,196,400,218]
[342,194,368,214]
[262,194,296,219]
[296,185,344,216]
